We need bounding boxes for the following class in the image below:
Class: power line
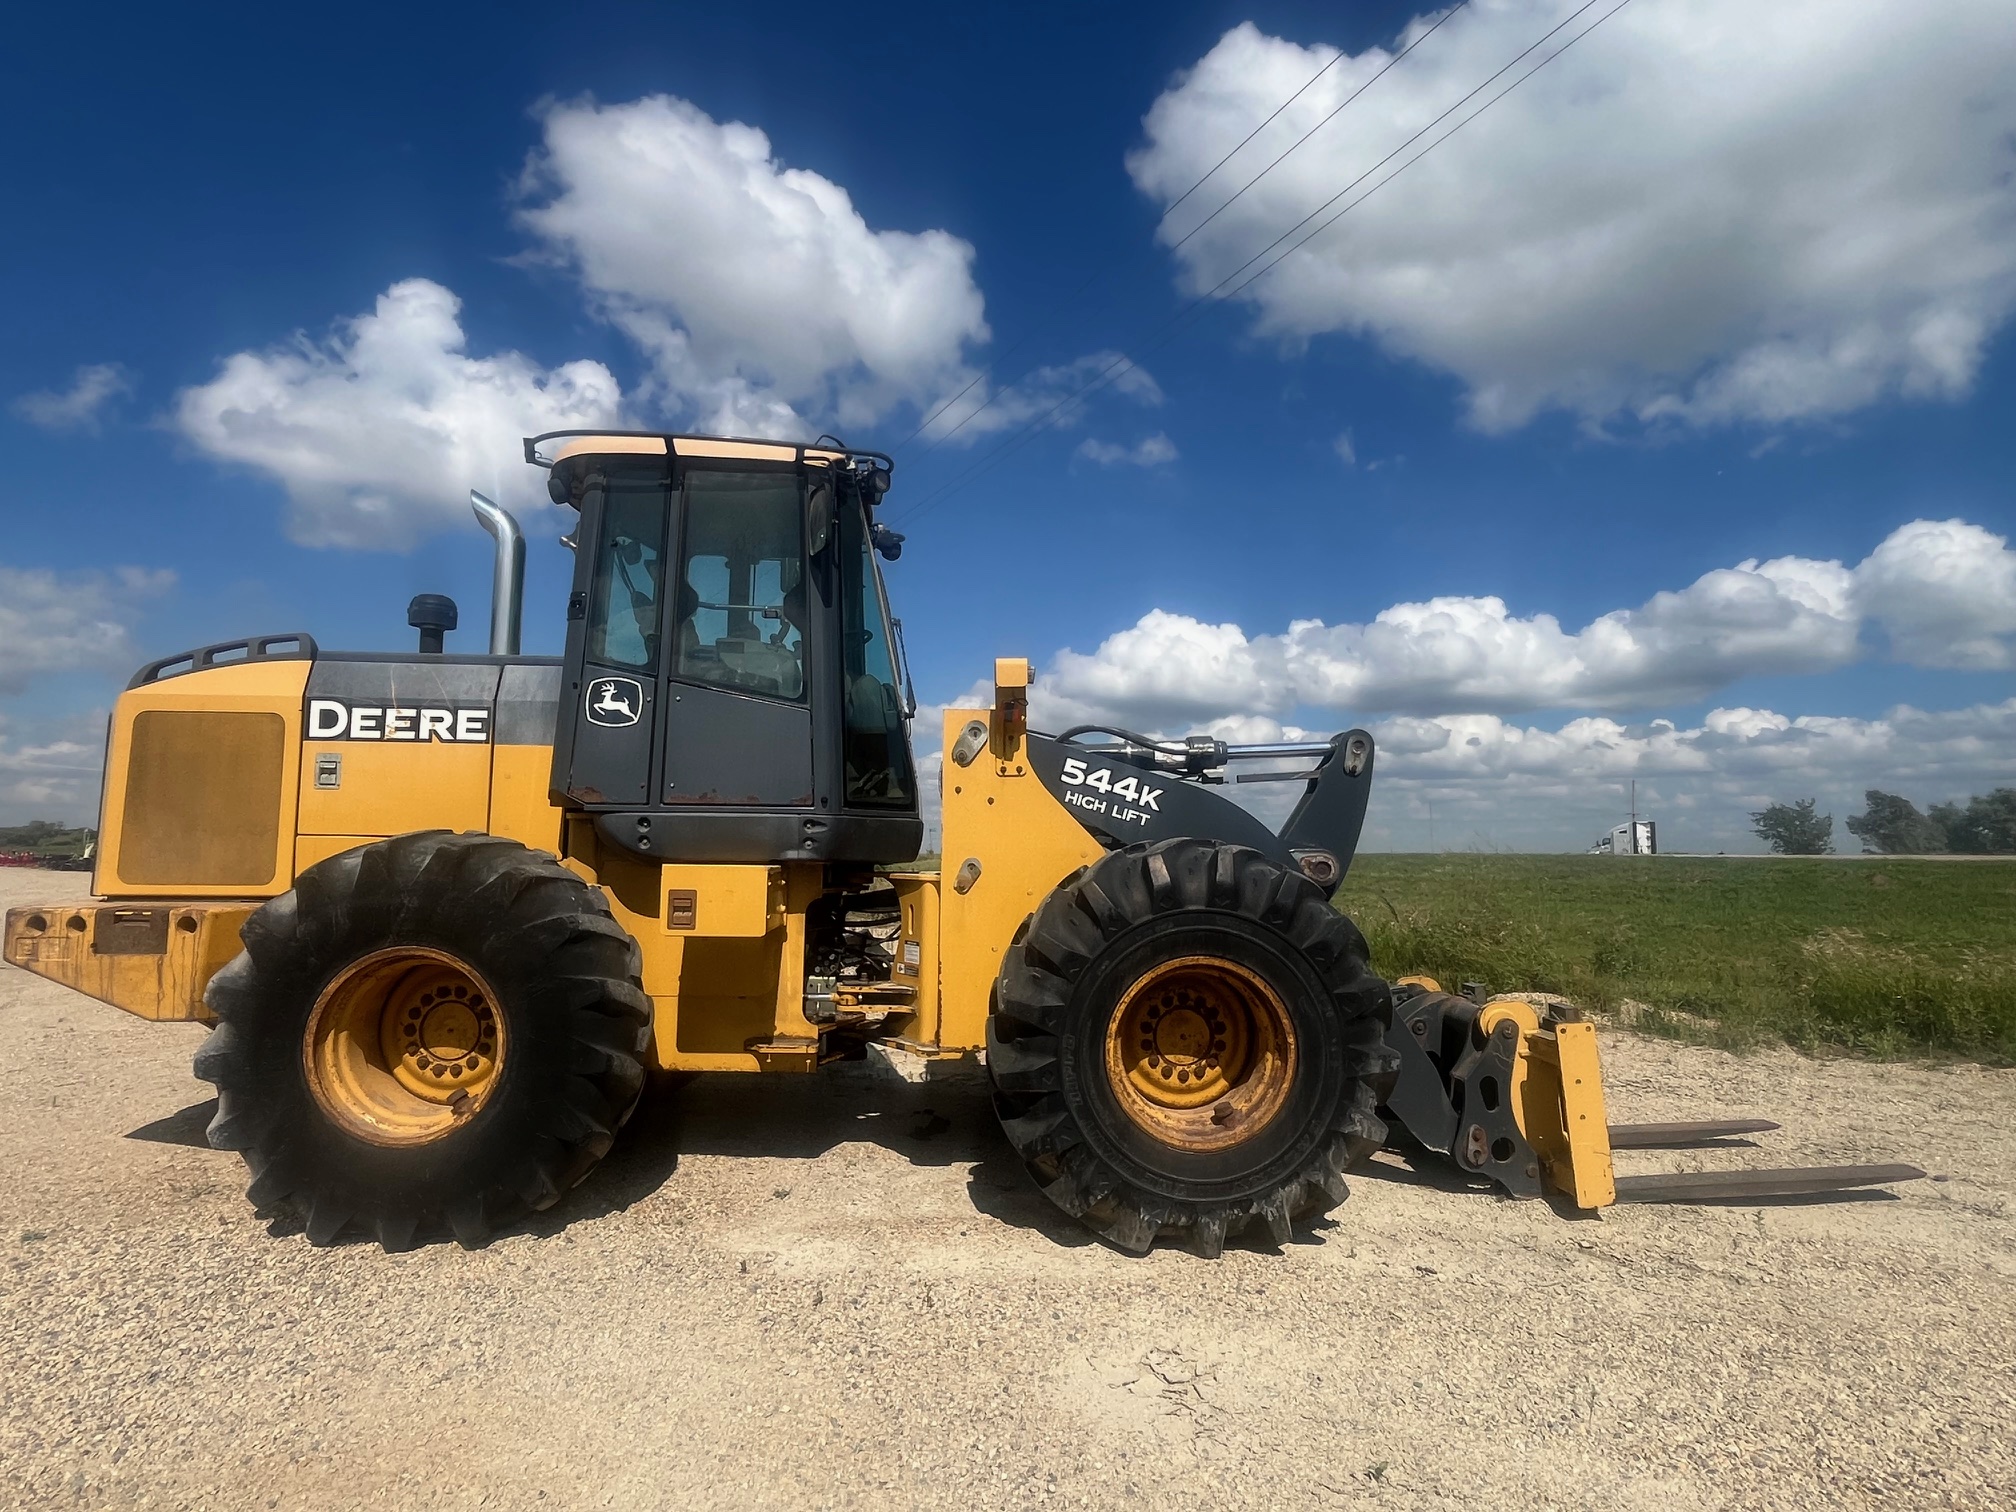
[1157,45,1347,226]
[893,0,1602,520]
[1161,3,1472,259]
[1216,0,1636,306]
[892,0,1627,528]
[893,5,1471,461]
[884,49,1356,458]
[888,46,1353,456]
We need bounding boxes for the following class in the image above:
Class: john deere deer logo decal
[585,677,643,728]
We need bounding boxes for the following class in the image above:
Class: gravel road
[4,868,2012,1510]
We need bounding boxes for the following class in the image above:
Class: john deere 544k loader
[2,433,1921,1253]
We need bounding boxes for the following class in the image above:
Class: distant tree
[1974,789,2016,853]
[0,820,64,848]
[1846,791,1947,854]
[1931,789,2016,854]
[1751,798,1834,855]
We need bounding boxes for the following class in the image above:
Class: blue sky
[4,0,2012,849]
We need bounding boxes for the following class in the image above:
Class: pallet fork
[1380,979,1925,1209]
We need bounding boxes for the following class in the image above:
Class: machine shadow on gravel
[648,1063,997,1168]
[962,1148,1099,1249]
[412,1064,1013,1249]
[650,1064,1330,1254]
[129,1071,1095,1251]
[126,1099,222,1149]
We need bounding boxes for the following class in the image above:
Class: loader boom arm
[1024,727,1377,893]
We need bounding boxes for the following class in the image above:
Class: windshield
[839,498,916,809]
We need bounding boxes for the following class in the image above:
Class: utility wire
[1162,3,1472,259]
[891,4,1595,522]
[898,0,1606,518]
[886,45,1353,457]
[891,0,1625,528]
[887,48,1353,456]
[892,5,1471,460]
[897,0,1625,525]
[1157,43,1348,226]
[1185,0,1624,323]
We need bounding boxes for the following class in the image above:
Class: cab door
[658,467,814,808]
[556,468,667,806]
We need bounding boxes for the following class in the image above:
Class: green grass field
[1334,855,2016,1062]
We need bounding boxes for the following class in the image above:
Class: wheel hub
[380,970,499,1102]
[1152,1006,1212,1063]
[306,948,506,1146]
[1105,955,1296,1151]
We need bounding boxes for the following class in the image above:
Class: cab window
[587,478,667,670]
[840,499,917,809]
[672,470,807,702]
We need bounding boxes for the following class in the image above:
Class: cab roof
[523,431,850,468]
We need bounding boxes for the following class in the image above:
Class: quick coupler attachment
[1381,979,1614,1208]
[1378,977,1927,1211]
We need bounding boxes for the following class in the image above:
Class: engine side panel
[298,659,502,840]
[94,654,571,899]
[491,662,566,854]
[97,660,311,898]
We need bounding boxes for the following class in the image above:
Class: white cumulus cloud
[1076,432,1179,467]
[1129,5,2016,432]
[13,364,131,431]
[1854,518,2016,670]
[919,354,1164,446]
[176,95,1148,540]
[1215,699,2016,852]
[516,94,990,439]
[173,280,624,549]
[0,563,175,695]
[0,712,107,825]
[1028,518,2016,730]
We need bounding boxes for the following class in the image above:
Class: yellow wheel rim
[304,947,506,1146]
[1103,955,1297,1153]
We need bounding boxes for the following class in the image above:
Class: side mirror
[807,480,835,556]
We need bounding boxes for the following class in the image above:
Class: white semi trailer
[1590,819,1657,855]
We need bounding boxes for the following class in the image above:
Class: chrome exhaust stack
[469,490,525,656]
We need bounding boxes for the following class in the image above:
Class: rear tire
[989,838,1395,1256]
[194,831,651,1249]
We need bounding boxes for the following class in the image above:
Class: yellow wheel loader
[2,432,1921,1253]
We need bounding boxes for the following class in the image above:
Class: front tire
[194,831,651,1249]
[988,838,1395,1256]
